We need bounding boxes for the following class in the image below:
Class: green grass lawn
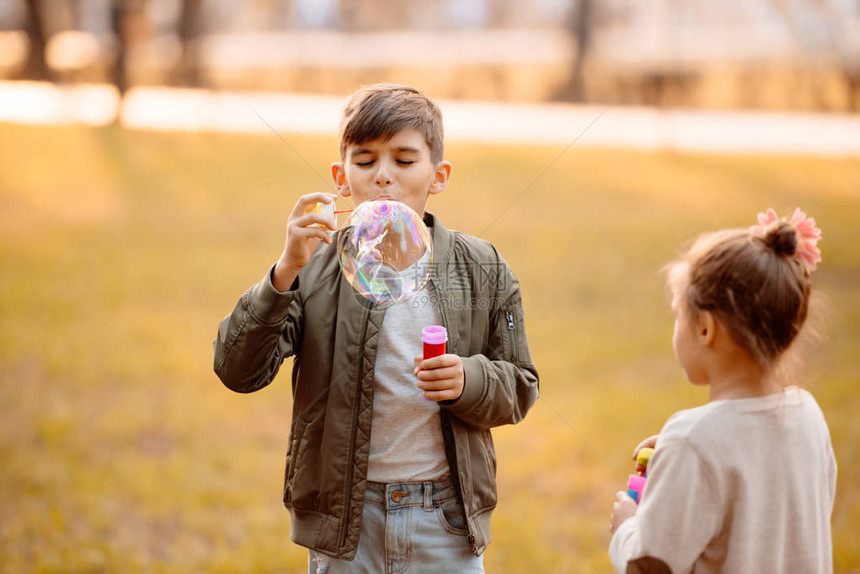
[1,122,858,572]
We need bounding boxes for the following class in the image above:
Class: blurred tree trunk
[22,0,48,80]
[569,0,592,102]
[177,0,202,87]
[847,73,859,112]
[555,0,592,102]
[111,0,146,96]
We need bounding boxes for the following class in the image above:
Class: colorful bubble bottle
[422,325,447,359]
[626,447,654,504]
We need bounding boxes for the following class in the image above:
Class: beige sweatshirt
[610,387,836,574]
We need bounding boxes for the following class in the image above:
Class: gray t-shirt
[366,282,449,482]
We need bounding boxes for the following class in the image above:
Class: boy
[214,84,539,573]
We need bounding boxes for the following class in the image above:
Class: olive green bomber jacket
[213,213,539,559]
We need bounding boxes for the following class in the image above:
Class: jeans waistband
[365,477,459,510]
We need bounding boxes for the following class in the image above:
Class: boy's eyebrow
[349,145,422,157]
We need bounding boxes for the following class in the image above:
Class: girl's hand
[633,434,660,460]
[610,491,638,534]
[273,193,338,291]
[413,354,464,402]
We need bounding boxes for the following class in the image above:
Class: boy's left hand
[609,491,637,534]
[413,354,464,402]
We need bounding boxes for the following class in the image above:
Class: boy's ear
[331,162,351,197]
[428,161,452,195]
[697,311,716,347]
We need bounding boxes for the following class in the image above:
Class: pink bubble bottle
[422,325,447,359]
[627,447,654,504]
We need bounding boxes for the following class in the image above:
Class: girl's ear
[697,311,717,346]
[331,162,351,197]
[428,161,452,195]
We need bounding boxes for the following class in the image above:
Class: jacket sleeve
[444,257,539,430]
[213,266,303,393]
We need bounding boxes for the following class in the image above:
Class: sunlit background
[1,1,859,572]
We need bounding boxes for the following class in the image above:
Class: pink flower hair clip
[750,208,822,272]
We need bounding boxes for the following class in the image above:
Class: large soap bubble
[337,200,433,306]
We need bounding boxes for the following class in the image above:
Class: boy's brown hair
[338,84,445,163]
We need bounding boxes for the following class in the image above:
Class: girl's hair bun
[751,208,822,273]
[763,221,798,257]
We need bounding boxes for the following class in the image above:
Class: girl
[609,208,836,573]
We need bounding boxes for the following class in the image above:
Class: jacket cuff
[247,265,300,324]
[445,355,486,416]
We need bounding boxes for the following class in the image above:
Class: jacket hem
[288,508,357,560]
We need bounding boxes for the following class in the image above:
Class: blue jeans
[308,478,484,574]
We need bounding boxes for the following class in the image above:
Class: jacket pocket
[283,401,329,509]
[283,418,306,504]
[480,429,496,478]
[468,428,498,513]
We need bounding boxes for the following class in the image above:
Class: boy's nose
[376,173,391,186]
[375,167,392,186]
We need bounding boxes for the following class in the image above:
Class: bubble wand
[307,201,352,228]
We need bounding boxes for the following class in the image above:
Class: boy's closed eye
[355,159,415,167]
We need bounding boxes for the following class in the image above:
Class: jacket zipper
[432,277,477,554]
[506,310,516,362]
[340,303,372,548]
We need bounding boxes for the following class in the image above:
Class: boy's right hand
[632,434,659,460]
[273,193,339,292]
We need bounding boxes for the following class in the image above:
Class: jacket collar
[423,211,461,356]
[424,211,453,266]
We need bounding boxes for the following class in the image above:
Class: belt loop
[423,481,433,511]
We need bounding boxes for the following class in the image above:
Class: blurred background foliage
[1,0,859,110]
